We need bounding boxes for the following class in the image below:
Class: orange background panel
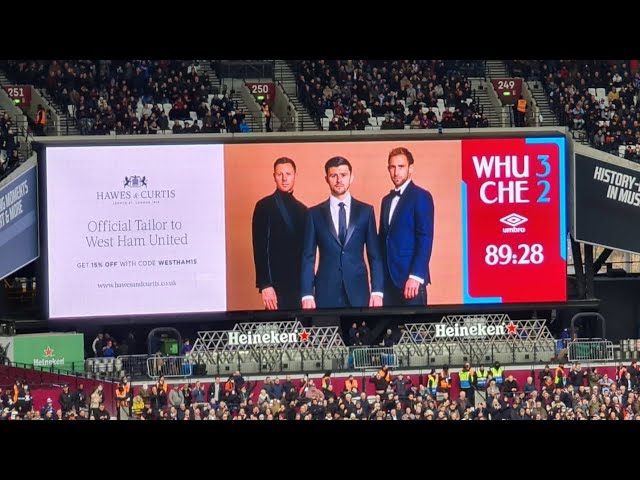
[224,140,463,311]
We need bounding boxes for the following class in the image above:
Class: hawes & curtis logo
[124,175,148,188]
[33,345,64,367]
[500,213,527,233]
[96,176,176,202]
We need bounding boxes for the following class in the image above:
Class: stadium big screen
[39,135,567,320]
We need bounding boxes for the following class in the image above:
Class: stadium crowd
[0,60,251,136]
[3,360,639,420]
[508,60,640,161]
[294,60,489,130]
[3,59,640,159]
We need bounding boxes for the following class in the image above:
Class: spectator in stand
[180,339,192,356]
[59,384,74,416]
[381,329,394,347]
[568,362,586,389]
[96,403,110,420]
[41,397,55,417]
[502,375,519,398]
[131,395,144,418]
[169,384,184,408]
[358,321,370,344]
[102,340,115,358]
[392,373,411,402]
[538,364,553,390]
[90,385,103,418]
[139,383,151,404]
[523,376,537,396]
[191,381,206,408]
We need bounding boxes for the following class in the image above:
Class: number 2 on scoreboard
[536,154,551,203]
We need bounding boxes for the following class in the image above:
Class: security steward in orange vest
[516,96,527,127]
[35,104,47,135]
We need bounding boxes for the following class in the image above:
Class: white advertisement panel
[45,144,226,318]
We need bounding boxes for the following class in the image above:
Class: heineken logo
[434,322,517,338]
[228,330,310,346]
[34,345,64,366]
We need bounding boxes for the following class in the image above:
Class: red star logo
[299,330,310,342]
[43,346,54,357]
[507,323,517,335]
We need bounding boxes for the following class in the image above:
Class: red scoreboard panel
[461,137,567,304]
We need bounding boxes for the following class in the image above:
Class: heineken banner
[13,332,85,372]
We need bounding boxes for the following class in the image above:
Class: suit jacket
[301,196,383,308]
[379,181,434,289]
[252,190,307,292]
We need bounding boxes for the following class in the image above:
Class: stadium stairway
[274,60,321,131]
[468,77,502,127]
[200,61,265,133]
[527,81,559,127]
[485,60,509,78]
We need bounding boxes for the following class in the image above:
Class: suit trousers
[274,288,302,311]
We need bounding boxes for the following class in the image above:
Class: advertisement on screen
[42,136,566,320]
[44,145,226,318]
[0,165,39,280]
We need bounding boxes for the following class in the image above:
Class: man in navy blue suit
[379,147,434,306]
[301,156,384,309]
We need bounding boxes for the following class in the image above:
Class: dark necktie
[391,189,402,197]
[338,202,346,245]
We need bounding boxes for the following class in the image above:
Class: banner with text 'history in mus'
[461,137,567,304]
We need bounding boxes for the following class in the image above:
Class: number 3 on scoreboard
[535,154,551,203]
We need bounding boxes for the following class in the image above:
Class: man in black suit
[252,157,308,310]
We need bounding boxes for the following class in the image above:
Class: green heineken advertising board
[13,333,85,372]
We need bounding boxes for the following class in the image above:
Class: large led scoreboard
[37,133,567,321]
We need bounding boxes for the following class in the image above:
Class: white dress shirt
[388,179,424,285]
[389,179,412,224]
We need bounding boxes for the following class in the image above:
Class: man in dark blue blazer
[379,147,434,306]
[301,156,384,309]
